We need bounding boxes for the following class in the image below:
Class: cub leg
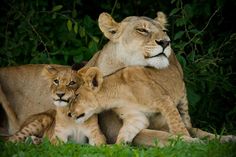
[114,108,149,144]
[153,96,190,136]
[81,115,106,146]
[7,110,55,143]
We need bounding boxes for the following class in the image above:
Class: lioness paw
[220,135,236,143]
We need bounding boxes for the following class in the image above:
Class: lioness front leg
[178,94,192,129]
[153,96,190,136]
[82,115,106,146]
[114,108,149,144]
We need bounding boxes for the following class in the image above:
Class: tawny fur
[1,11,235,145]
[7,66,106,145]
[69,65,192,144]
[7,109,56,143]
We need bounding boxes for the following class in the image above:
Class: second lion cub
[69,66,190,144]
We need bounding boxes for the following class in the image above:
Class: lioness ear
[98,12,121,40]
[84,67,103,92]
[155,11,168,28]
[41,65,58,79]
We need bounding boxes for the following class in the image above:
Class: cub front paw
[116,134,133,144]
[90,134,107,146]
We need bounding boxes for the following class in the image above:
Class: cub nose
[67,112,85,119]
[155,40,170,49]
[56,92,65,98]
[76,113,85,119]
[67,112,72,117]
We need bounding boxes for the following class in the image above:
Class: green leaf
[169,8,180,16]
[72,9,77,18]
[52,13,57,19]
[73,54,84,63]
[52,5,63,12]
[187,87,201,108]
[174,31,185,40]
[79,27,86,38]
[176,54,186,68]
[171,0,177,4]
[192,37,203,45]
[176,18,187,27]
[91,36,99,43]
[189,29,199,34]
[188,51,195,62]
[74,22,78,34]
[184,4,194,18]
[67,20,73,32]
[88,40,98,53]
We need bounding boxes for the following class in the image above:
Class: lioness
[8,65,106,145]
[68,66,191,144]
[1,11,235,144]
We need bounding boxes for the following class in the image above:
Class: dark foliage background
[0,0,235,134]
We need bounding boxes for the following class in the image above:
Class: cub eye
[69,81,76,86]
[53,79,59,85]
[136,28,149,35]
[163,29,168,33]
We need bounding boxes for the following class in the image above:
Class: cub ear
[41,65,58,79]
[98,12,121,41]
[79,67,103,92]
[154,11,168,28]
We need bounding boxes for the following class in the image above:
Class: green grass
[1,139,236,157]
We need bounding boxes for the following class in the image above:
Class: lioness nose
[56,92,65,98]
[155,40,170,49]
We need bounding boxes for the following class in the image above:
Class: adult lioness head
[89,11,171,74]
[41,65,83,107]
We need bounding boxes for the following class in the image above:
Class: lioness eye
[54,79,59,85]
[69,81,76,86]
[136,28,149,34]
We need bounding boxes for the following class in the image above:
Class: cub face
[68,67,104,124]
[99,11,171,69]
[42,65,83,107]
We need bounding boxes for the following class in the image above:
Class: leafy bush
[0,0,235,133]
[0,0,101,66]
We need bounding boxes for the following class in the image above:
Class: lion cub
[68,66,190,144]
[8,65,105,145]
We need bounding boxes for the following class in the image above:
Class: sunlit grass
[1,138,236,157]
